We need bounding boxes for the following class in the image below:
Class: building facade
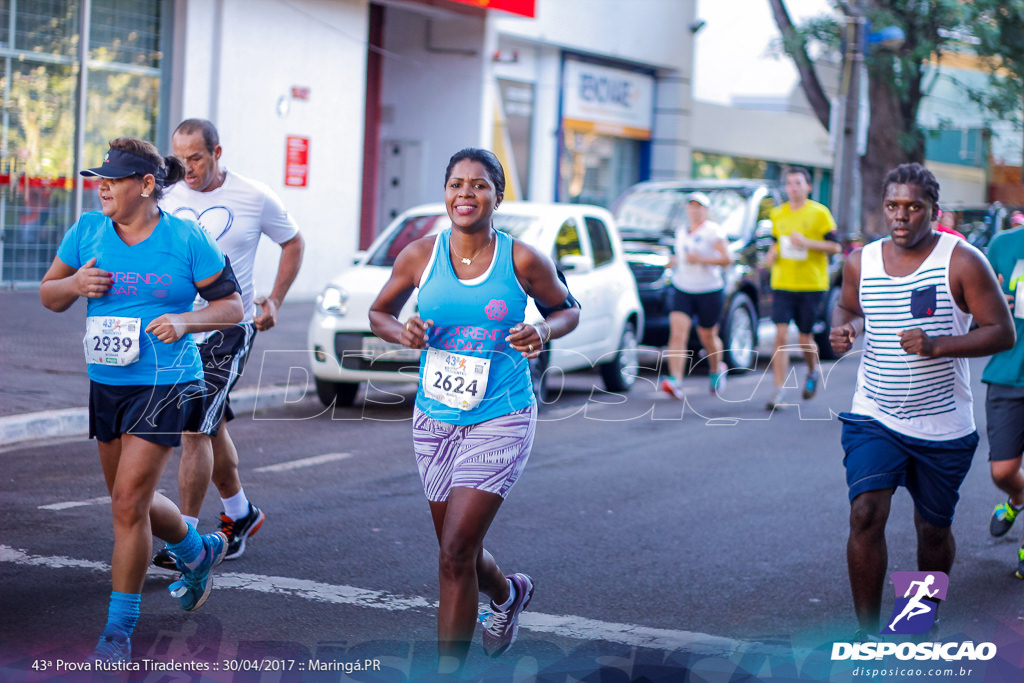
[2,0,697,297]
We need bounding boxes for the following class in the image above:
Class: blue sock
[166,524,204,570]
[102,592,140,640]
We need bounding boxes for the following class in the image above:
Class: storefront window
[496,78,533,200]
[559,129,642,208]
[1,0,168,285]
[558,57,651,208]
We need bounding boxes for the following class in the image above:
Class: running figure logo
[882,571,948,634]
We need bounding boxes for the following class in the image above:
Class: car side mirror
[559,254,592,273]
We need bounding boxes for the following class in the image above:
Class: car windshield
[366,213,449,267]
[366,211,543,267]
[615,187,753,242]
[492,213,542,242]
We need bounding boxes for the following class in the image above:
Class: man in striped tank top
[829,163,1015,637]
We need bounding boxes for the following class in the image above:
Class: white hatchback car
[307,201,644,406]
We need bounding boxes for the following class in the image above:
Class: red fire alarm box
[285,136,309,187]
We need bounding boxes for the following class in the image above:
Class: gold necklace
[450,232,493,265]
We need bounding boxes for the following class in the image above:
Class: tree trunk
[860,59,924,240]
[767,0,832,130]
[860,74,905,240]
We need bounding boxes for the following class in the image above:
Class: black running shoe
[152,547,179,571]
[218,503,265,560]
[990,499,1022,538]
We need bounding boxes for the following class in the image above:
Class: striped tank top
[851,233,975,440]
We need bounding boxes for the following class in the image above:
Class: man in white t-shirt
[154,119,304,567]
[660,192,733,399]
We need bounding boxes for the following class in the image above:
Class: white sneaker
[765,388,786,411]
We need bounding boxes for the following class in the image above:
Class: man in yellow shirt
[765,167,841,410]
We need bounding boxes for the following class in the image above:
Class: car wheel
[721,292,757,373]
[814,286,842,361]
[599,322,639,393]
[314,378,359,407]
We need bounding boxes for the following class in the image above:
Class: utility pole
[831,1,867,246]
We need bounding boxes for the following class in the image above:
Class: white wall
[494,0,694,71]
[650,74,693,180]
[177,0,369,302]
[928,162,988,206]
[378,7,487,211]
[691,101,833,168]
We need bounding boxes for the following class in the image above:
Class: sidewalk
[0,291,319,446]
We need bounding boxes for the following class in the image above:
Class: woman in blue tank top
[370,148,580,672]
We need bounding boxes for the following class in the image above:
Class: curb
[0,385,302,448]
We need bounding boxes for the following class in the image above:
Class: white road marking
[254,452,351,473]
[38,495,112,511]
[0,544,757,655]
[38,488,167,511]
[0,545,107,571]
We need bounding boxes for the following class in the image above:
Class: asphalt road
[2,349,1023,682]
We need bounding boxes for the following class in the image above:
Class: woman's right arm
[40,256,111,312]
[368,238,434,348]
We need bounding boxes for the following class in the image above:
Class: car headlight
[317,285,349,316]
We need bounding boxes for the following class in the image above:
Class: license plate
[360,336,422,362]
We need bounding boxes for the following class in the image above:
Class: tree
[769,0,966,239]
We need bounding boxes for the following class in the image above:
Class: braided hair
[882,163,940,217]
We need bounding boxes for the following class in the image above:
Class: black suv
[612,178,842,371]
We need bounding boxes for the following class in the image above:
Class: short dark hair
[785,167,812,184]
[108,137,185,200]
[444,148,506,196]
[174,118,220,153]
[882,163,940,208]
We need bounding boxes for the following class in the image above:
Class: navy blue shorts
[670,287,724,328]
[771,290,823,334]
[194,322,256,435]
[985,383,1024,462]
[839,412,979,528]
[89,381,205,447]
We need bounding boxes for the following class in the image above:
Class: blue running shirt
[415,229,534,424]
[56,210,226,386]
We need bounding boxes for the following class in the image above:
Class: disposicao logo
[882,571,948,635]
[831,572,997,663]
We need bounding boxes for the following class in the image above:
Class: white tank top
[851,233,975,440]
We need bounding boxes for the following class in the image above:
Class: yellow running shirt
[769,200,836,292]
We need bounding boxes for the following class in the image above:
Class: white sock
[221,490,250,520]
[494,579,516,611]
[182,515,199,529]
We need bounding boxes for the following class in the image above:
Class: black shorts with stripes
[194,322,257,435]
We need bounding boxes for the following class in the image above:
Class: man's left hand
[898,328,935,356]
[254,296,279,331]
